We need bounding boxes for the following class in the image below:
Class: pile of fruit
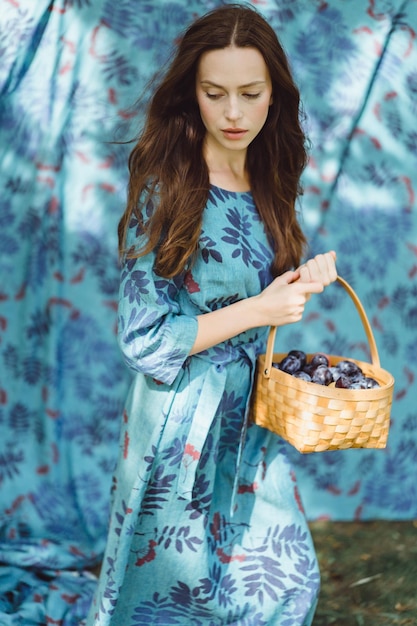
[273,350,380,389]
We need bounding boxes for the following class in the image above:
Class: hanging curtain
[0,0,416,623]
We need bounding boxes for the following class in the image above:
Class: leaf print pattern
[200,235,223,264]
[123,270,150,303]
[222,207,255,267]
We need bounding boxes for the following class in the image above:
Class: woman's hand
[252,250,337,329]
[190,250,337,354]
[253,270,322,328]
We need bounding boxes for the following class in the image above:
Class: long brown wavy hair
[118,3,308,278]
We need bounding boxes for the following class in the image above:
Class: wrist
[242,293,267,330]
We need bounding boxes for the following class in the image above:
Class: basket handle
[263,275,380,376]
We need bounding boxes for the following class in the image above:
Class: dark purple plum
[272,350,379,391]
[279,354,301,375]
[339,373,380,390]
[348,379,368,389]
[336,360,363,378]
[311,365,333,386]
[288,349,307,369]
[362,376,380,389]
[329,366,340,382]
[303,363,315,376]
[293,370,312,382]
[310,353,330,368]
[335,374,352,389]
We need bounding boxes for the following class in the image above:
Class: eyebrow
[199,80,266,89]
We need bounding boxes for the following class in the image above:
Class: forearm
[189,253,337,357]
[189,295,262,355]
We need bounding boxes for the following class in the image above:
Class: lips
[221,128,248,140]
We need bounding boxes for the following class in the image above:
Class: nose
[224,96,242,121]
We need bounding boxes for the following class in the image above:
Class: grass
[310,521,417,625]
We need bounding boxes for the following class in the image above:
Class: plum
[293,370,312,382]
[336,360,363,378]
[310,353,330,368]
[311,365,333,386]
[335,374,352,389]
[288,349,307,369]
[279,354,301,375]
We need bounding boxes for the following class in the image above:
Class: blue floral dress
[86,186,320,626]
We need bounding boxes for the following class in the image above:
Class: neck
[204,141,250,192]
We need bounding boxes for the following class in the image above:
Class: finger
[296,280,324,295]
[275,270,300,285]
[298,264,311,282]
[307,253,337,284]
[320,252,338,282]
[301,257,321,283]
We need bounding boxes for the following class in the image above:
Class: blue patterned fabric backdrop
[0,0,416,623]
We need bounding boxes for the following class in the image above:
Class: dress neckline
[210,183,252,195]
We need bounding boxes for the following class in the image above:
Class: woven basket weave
[250,276,394,453]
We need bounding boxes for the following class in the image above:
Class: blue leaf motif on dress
[168,580,218,617]
[200,234,223,264]
[205,294,240,311]
[161,436,187,467]
[222,208,256,267]
[218,391,245,461]
[131,592,182,625]
[208,186,226,206]
[184,472,212,519]
[120,307,158,338]
[140,346,188,381]
[244,198,262,222]
[123,270,150,304]
[154,277,181,308]
[141,463,176,515]
[120,256,138,282]
[225,604,268,626]
[224,207,252,236]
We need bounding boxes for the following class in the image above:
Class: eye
[205,92,223,100]
[242,93,261,100]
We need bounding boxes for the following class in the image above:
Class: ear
[269,94,273,106]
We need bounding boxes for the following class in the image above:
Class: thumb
[276,269,300,285]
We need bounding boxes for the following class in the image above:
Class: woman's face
[196,46,273,159]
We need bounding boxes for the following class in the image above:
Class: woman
[87,4,337,625]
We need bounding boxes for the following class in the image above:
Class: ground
[310,521,417,625]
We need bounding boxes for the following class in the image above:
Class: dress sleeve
[117,201,198,386]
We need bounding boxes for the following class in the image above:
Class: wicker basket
[250,276,394,453]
